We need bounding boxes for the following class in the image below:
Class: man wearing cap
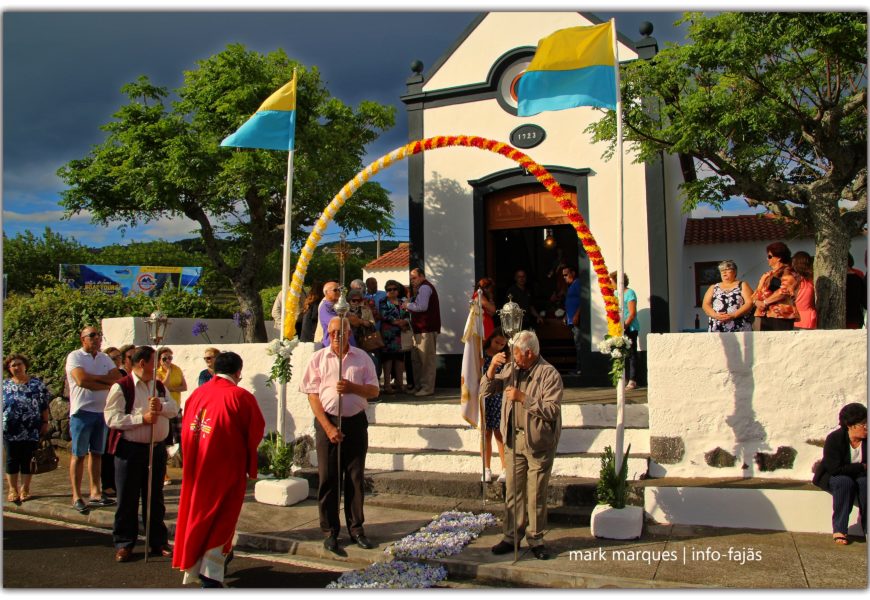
[65,325,122,514]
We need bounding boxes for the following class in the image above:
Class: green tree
[2,228,92,295]
[587,12,866,328]
[58,44,395,341]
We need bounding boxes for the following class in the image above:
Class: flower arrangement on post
[265,338,299,385]
[597,334,632,387]
[191,320,212,343]
[254,431,309,506]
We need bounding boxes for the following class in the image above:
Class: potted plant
[254,433,309,506]
[590,444,643,539]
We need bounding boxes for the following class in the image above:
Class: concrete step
[368,400,649,428]
[642,477,865,534]
[296,469,645,514]
[367,424,650,454]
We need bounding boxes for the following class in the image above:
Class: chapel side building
[401,12,684,385]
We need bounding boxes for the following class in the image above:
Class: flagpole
[610,19,626,474]
[277,69,297,441]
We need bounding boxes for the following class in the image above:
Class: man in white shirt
[104,345,178,563]
[65,325,121,514]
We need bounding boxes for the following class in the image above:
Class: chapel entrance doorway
[484,184,587,371]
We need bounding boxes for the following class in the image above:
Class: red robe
[172,376,265,571]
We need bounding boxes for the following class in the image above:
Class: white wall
[646,330,867,479]
[102,317,280,350]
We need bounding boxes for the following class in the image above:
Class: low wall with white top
[646,330,867,480]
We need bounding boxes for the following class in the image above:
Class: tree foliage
[587,12,867,328]
[2,228,92,295]
[3,283,229,396]
[58,44,396,341]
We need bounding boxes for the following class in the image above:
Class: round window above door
[495,55,533,116]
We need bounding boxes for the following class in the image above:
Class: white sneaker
[481,468,492,482]
[497,472,507,483]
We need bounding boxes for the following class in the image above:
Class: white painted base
[645,485,865,534]
[590,504,644,539]
[254,477,309,506]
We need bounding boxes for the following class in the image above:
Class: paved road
[3,514,343,588]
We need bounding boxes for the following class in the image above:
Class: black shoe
[199,575,224,588]
[88,495,116,507]
[351,534,375,550]
[73,499,90,514]
[323,535,339,553]
[530,545,552,560]
[491,540,515,555]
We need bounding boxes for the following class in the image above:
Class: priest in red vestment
[172,351,265,588]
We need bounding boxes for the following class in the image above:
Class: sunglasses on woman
[161,356,173,362]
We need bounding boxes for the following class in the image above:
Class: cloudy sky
[3,4,748,248]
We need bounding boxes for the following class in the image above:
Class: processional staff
[322,233,362,515]
[498,296,525,564]
[143,311,170,564]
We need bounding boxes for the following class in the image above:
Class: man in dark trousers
[104,345,178,563]
[173,352,265,588]
[403,267,441,396]
[300,317,379,554]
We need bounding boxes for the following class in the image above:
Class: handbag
[360,327,385,352]
[30,439,59,475]
[400,328,414,351]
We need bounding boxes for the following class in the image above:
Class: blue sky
[2,6,758,249]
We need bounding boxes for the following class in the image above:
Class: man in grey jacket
[480,330,562,560]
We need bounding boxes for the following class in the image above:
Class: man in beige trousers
[480,330,562,560]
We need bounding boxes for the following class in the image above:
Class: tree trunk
[810,198,849,329]
[232,276,268,343]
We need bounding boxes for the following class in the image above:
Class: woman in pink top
[792,251,817,329]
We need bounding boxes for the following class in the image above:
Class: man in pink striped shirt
[300,317,379,554]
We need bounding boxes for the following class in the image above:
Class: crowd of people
[702,242,866,332]
[3,254,866,582]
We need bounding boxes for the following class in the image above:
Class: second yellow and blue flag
[221,74,297,151]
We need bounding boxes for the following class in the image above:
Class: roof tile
[365,243,410,269]
[684,214,811,245]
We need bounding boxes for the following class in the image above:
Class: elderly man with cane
[104,345,178,562]
[481,330,562,561]
[301,316,379,554]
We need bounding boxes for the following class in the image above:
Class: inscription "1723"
[509,124,546,149]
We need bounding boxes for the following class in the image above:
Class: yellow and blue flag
[221,74,297,151]
[517,22,616,116]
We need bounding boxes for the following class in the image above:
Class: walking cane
[143,311,170,563]
[333,291,350,514]
[498,298,524,563]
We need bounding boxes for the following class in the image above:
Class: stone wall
[646,330,867,479]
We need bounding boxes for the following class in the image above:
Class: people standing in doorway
[791,251,817,330]
[562,267,582,376]
[480,329,508,483]
[702,260,754,333]
[753,242,799,331]
[506,269,543,331]
[610,271,639,390]
[403,268,441,397]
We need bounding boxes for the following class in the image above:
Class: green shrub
[595,444,632,509]
[259,432,294,479]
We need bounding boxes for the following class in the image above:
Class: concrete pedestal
[254,477,309,506]
[590,504,643,539]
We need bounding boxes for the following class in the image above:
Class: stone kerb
[646,330,867,479]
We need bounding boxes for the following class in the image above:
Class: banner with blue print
[59,264,203,297]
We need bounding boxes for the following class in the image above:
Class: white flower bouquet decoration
[597,335,632,387]
[265,337,299,385]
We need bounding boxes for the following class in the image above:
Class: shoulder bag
[30,438,59,474]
